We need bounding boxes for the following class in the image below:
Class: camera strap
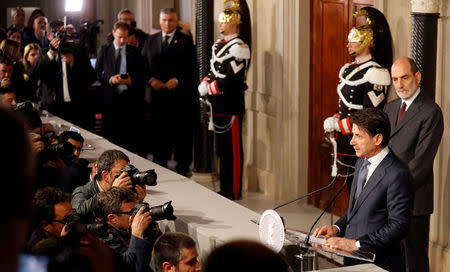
[111,227,129,248]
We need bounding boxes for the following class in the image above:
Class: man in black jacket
[98,187,160,272]
[95,21,144,152]
[141,8,196,176]
[30,20,96,129]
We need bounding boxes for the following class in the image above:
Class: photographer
[29,20,96,129]
[27,187,73,251]
[98,187,160,272]
[72,149,147,221]
[16,106,71,190]
[58,131,91,193]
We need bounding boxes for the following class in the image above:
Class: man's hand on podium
[324,237,358,252]
[312,225,339,239]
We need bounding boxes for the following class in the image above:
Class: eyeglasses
[52,214,73,225]
[113,207,136,216]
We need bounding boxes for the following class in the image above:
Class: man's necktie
[115,47,122,74]
[355,159,370,200]
[396,102,406,126]
[163,35,170,51]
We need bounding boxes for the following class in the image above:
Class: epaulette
[365,67,391,86]
[229,42,251,60]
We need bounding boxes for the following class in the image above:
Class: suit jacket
[141,29,196,108]
[95,43,143,106]
[29,47,96,108]
[384,91,444,216]
[335,151,413,271]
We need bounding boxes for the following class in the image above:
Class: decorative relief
[411,0,440,13]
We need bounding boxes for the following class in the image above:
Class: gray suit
[384,90,444,272]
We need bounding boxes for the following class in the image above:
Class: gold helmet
[218,0,242,25]
[347,9,374,56]
[347,7,393,68]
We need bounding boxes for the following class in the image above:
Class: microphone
[273,173,340,211]
[304,176,348,245]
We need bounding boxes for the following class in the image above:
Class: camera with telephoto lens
[134,201,176,222]
[133,201,176,238]
[120,164,157,188]
[35,131,75,162]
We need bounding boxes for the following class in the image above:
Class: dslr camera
[134,201,176,222]
[121,164,157,188]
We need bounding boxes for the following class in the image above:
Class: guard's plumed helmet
[347,7,393,68]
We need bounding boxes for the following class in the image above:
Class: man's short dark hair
[16,107,42,131]
[350,108,391,148]
[113,21,130,32]
[152,232,197,272]
[0,55,13,66]
[96,149,130,177]
[117,8,134,20]
[203,240,289,272]
[160,8,176,15]
[59,131,84,144]
[32,187,71,224]
[0,87,14,95]
[98,187,136,219]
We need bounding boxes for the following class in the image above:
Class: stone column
[193,0,214,173]
[410,0,440,99]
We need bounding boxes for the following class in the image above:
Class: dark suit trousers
[401,215,430,272]
[215,115,244,199]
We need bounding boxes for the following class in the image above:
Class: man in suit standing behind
[384,57,444,272]
[141,8,196,176]
[95,22,144,152]
[314,108,413,271]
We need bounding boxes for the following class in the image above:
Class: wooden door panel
[309,0,373,216]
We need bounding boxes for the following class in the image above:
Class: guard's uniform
[202,35,250,199]
[334,59,390,174]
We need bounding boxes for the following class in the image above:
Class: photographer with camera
[98,187,160,272]
[27,187,73,251]
[29,19,96,129]
[16,106,74,191]
[72,150,149,221]
[57,131,92,193]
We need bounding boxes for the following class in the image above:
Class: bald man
[384,57,444,272]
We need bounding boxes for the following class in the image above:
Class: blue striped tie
[355,159,370,200]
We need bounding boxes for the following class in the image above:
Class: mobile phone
[120,74,129,79]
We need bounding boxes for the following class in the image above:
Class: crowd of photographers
[0,7,203,272]
[1,6,291,272]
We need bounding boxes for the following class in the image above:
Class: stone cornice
[411,0,440,13]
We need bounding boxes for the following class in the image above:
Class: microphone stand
[305,177,348,245]
[273,174,340,211]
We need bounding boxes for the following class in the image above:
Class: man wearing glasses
[27,187,73,250]
[72,149,146,221]
[98,187,160,272]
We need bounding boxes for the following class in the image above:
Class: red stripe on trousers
[232,116,241,198]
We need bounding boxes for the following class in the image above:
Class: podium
[259,210,376,271]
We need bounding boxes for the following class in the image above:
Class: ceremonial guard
[198,0,251,200]
[323,7,393,185]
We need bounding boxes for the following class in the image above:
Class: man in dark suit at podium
[313,108,413,271]
[141,8,196,176]
[384,57,443,272]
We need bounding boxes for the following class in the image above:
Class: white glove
[198,81,209,96]
[323,117,341,132]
